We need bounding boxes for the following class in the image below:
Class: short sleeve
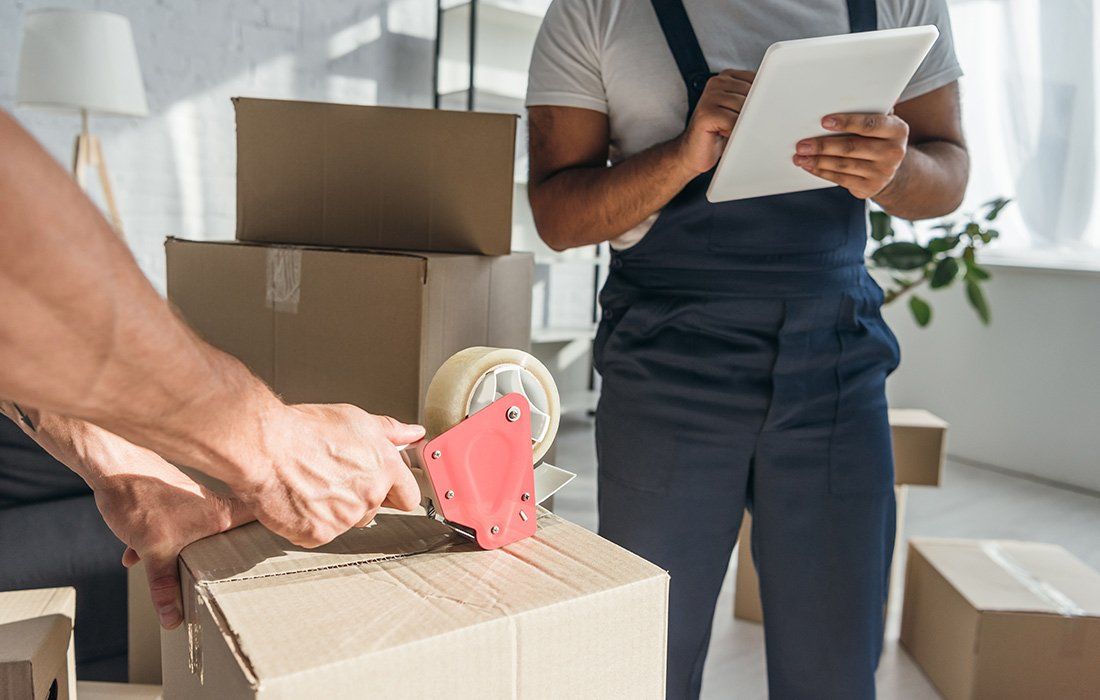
[886,0,964,102]
[525,0,608,113]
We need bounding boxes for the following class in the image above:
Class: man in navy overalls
[526,1,969,697]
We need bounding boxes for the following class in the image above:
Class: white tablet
[706,25,939,203]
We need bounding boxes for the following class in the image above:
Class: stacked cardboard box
[157,98,669,697]
[733,409,948,624]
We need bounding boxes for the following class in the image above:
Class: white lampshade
[16,9,148,117]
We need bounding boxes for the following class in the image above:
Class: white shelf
[438,2,543,99]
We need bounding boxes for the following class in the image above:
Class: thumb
[375,415,426,446]
[144,553,184,630]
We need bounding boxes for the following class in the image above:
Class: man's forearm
[529,137,698,251]
[873,140,969,220]
[0,110,278,488]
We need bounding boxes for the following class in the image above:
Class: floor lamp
[16,9,148,241]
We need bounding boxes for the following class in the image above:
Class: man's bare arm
[0,110,422,548]
[528,70,755,251]
[0,110,273,471]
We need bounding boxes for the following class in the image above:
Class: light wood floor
[551,415,1100,699]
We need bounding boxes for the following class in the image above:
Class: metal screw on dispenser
[521,492,531,502]
[445,490,455,500]
[491,525,500,535]
[506,406,522,422]
[432,450,442,460]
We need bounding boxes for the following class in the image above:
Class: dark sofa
[0,416,128,680]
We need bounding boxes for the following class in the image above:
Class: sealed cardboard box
[234,98,517,255]
[734,409,946,623]
[901,538,1100,699]
[0,587,76,700]
[162,511,669,698]
[166,238,532,424]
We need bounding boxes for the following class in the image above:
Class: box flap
[0,588,76,626]
[180,511,666,686]
[911,538,1100,617]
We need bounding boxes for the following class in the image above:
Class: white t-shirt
[526,0,964,249]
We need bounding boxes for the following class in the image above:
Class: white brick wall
[1,0,436,291]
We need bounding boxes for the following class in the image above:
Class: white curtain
[949,0,1099,257]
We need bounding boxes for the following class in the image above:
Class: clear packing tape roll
[423,347,561,464]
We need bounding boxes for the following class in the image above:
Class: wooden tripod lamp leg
[90,135,126,240]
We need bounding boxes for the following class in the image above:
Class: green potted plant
[868,197,1011,326]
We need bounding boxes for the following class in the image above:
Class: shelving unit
[434,0,604,415]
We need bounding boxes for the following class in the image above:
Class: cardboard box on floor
[901,538,1100,699]
[734,409,947,624]
[0,587,76,700]
[234,98,517,255]
[162,510,669,698]
[166,238,532,425]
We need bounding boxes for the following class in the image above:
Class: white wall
[1,0,436,292]
[885,264,1100,492]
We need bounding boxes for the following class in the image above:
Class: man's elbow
[528,188,573,252]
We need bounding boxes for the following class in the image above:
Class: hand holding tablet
[705,25,940,203]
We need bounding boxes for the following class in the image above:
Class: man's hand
[676,69,756,174]
[94,462,253,630]
[233,404,424,549]
[793,113,910,199]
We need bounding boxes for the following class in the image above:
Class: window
[949,0,1100,269]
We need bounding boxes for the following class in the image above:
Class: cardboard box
[234,98,517,255]
[901,538,1100,699]
[0,587,76,700]
[734,409,947,623]
[129,562,162,685]
[162,511,669,698]
[166,238,532,425]
[889,408,948,486]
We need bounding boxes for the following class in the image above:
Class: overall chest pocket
[707,188,860,256]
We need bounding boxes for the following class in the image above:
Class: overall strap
[652,0,880,122]
[846,0,879,33]
[649,0,712,122]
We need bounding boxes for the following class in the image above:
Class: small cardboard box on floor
[901,538,1100,699]
[733,409,948,623]
[166,238,532,425]
[0,587,76,700]
[162,510,669,698]
[234,98,517,255]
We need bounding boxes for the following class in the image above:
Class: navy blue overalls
[593,1,900,698]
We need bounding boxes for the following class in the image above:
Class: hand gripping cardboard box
[234,98,517,255]
[901,538,1100,699]
[0,587,76,700]
[165,238,532,425]
[162,511,669,698]
[733,408,948,623]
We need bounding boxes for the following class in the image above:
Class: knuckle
[862,115,879,131]
[843,137,857,154]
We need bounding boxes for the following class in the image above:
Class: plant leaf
[964,222,982,239]
[983,197,1011,221]
[869,210,894,241]
[871,242,933,271]
[965,259,991,281]
[930,257,959,289]
[927,235,960,254]
[966,279,991,324]
[909,295,932,327]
